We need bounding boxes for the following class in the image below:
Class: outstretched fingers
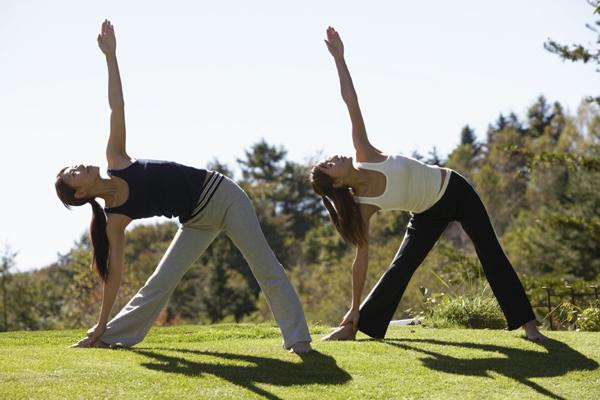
[326,26,341,42]
[99,19,115,39]
[324,26,344,59]
[107,20,115,37]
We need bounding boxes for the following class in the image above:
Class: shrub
[578,305,600,331]
[552,300,600,331]
[422,293,506,329]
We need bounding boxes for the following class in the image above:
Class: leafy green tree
[0,245,17,331]
[504,102,600,280]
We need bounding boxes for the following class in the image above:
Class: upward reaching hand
[324,26,344,60]
[97,19,116,56]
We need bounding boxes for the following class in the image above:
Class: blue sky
[1,0,597,271]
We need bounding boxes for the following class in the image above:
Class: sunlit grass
[1,324,599,399]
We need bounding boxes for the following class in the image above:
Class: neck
[341,166,371,193]
[88,177,122,204]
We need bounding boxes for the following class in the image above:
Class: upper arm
[347,102,385,163]
[106,107,131,169]
[357,203,378,253]
[106,215,129,274]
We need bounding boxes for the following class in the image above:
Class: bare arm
[99,222,125,325]
[340,204,378,331]
[325,27,384,162]
[351,242,369,310]
[86,216,127,345]
[97,20,130,169]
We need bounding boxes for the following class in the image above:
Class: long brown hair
[310,166,366,247]
[55,172,109,282]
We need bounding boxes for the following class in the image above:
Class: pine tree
[545,1,600,104]
[460,125,477,146]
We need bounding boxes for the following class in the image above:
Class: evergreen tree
[460,125,477,146]
[237,139,287,182]
[545,1,600,104]
[425,147,443,166]
[527,95,553,137]
[206,159,234,177]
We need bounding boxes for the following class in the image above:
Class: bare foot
[91,340,110,348]
[321,324,356,341]
[69,336,93,348]
[68,337,110,348]
[523,320,547,341]
[289,341,312,355]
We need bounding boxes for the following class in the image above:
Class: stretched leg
[455,175,537,332]
[358,217,448,338]
[100,226,220,347]
[222,181,311,350]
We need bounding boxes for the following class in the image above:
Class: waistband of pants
[186,171,225,222]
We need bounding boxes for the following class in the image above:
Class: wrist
[104,52,117,60]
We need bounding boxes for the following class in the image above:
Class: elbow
[111,102,125,111]
[343,94,359,108]
[356,243,369,257]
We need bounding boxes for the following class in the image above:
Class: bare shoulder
[355,149,388,163]
[106,213,131,238]
[107,155,134,171]
[359,203,379,223]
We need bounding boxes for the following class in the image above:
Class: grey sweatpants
[100,176,311,349]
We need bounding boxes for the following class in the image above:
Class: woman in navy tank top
[310,27,544,341]
[53,20,311,353]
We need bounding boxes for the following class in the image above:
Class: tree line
[1,92,598,332]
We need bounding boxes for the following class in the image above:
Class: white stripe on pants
[100,176,312,348]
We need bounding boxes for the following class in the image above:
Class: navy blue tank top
[104,159,207,223]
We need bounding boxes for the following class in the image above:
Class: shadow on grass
[131,348,351,400]
[379,337,598,400]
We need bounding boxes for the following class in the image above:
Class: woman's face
[59,164,100,191]
[317,155,353,179]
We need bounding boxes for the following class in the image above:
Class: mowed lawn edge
[1,324,599,400]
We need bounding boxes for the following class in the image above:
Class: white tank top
[354,154,450,213]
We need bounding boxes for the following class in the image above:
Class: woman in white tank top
[309,27,544,341]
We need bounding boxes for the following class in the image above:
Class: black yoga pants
[357,171,536,338]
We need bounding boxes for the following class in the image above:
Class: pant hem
[357,325,387,339]
[506,314,538,331]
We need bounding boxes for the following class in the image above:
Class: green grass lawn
[1,324,599,400]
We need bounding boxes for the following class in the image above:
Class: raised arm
[325,27,383,162]
[97,20,130,169]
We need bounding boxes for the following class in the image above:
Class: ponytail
[88,199,109,282]
[310,167,366,247]
[55,174,110,282]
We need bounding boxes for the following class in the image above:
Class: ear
[332,179,344,189]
